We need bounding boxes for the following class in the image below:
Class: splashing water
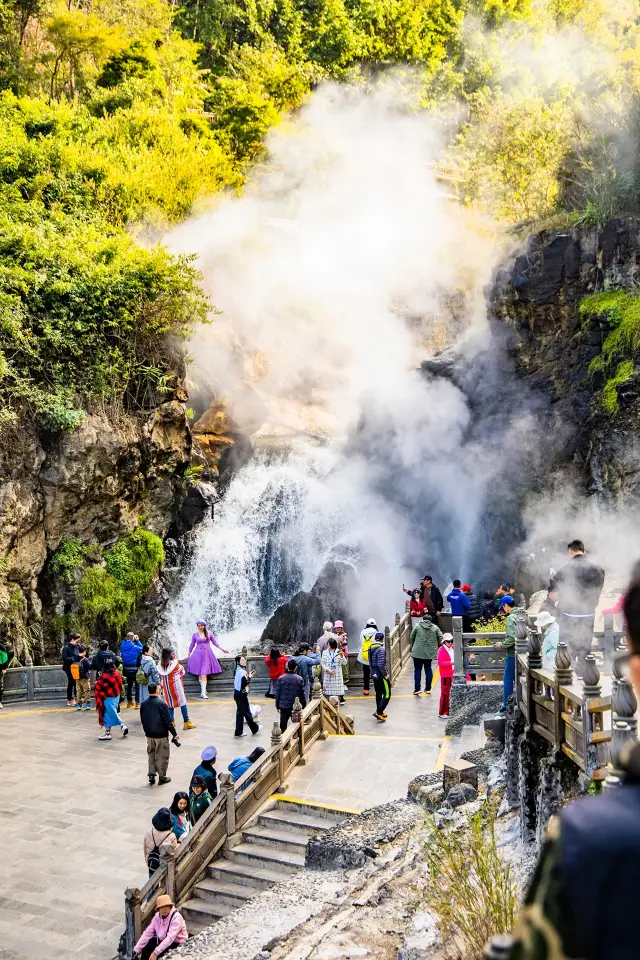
[167,443,370,656]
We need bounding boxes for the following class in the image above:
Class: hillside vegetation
[2,0,640,428]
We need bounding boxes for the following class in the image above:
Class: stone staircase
[181,800,344,935]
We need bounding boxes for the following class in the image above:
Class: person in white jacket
[358,618,378,696]
[535,611,560,671]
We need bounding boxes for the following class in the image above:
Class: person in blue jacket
[228,747,265,792]
[120,631,143,708]
[447,580,471,617]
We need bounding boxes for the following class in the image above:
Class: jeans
[279,707,293,732]
[234,690,258,736]
[124,668,139,704]
[503,655,515,708]
[373,676,391,714]
[168,704,189,723]
[147,737,170,778]
[362,664,370,692]
[413,658,432,693]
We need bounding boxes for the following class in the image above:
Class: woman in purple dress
[187,620,229,699]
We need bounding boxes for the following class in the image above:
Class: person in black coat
[548,539,605,669]
[140,683,181,785]
[275,660,306,732]
[61,633,81,705]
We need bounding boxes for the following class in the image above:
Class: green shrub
[580,292,640,414]
[50,537,87,585]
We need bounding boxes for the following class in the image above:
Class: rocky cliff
[491,217,640,503]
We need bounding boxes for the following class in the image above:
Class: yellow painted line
[270,794,362,815]
[328,733,443,742]
[434,735,452,771]
[0,704,74,718]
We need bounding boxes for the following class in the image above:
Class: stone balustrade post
[124,887,142,960]
[553,641,573,749]
[526,628,542,721]
[602,613,615,673]
[527,627,542,670]
[452,616,466,685]
[219,772,236,835]
[385,625,392,680]
[25,654,35,701]
[161,841,176,903]
[606,675,638,789]
[292,697,303,724]
[581,654,602,774]
[311,677,322,700]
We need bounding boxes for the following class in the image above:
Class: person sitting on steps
[133,893,187,959]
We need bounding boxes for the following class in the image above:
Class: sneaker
[121,725,129,737]
[126,702,134,709]
[69,700,77,707]
[98,732,112,741]
[85,703,92,711]
[134,703,140,709]
[413,690,420,696]
[373,713,386,722]
[235,732,248,738]
[76,704,82,711]
[183,720,197,730]
[423,691,431,696]
[363,690,370,696]
[343,686,349,691]
[438,713,448,718]
[0,703,3,709]
[252,724,263,735]
[339,697,346,703]
[148,775,156,785]
[158,776,172,785]
[200,693,209,700]
[381,712,388,718]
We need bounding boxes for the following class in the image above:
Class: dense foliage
[2,0,640,427]
[581,292,640,414]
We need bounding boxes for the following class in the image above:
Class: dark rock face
[445,682,503,735]
[491,217,640,504]
[260,560,359,650]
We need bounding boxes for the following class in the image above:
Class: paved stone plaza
[0,665,446,960]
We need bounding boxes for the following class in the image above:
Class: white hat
[534,611,556,628]
[366,618,377,627]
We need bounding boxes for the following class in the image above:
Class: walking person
[192,746,218,798]
[369,631,391,722]
[275,659,306,732]
[548,539,605,672]
[0,639,8,709]
[187,619,228,700]
[140,682,181,785]
[94,660,129,741]
[120,632,143,708]
[61,632,81,706]
[189,775,213,826]
[410,613,443,696]
[437,634,455,718]
[358,619,378,696]
[137,644,160,704]
[321,638,347,703]
[74,644,92,711]
[264,647,288,699]
[234,654,261,738]
[143,808,178,877]
[170,792,191,843]
[133,893,187,959]
[496,595,518,714]
[158,648,196,730]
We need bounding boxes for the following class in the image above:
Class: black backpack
[146,829,163,873]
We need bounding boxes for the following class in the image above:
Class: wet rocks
[445,783,478,808]
[306,799,421,870]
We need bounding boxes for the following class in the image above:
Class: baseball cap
[499,596,515,609]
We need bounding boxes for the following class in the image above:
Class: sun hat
[443,633,454,643]
[201,746,217,762]
[334,620,344,628]
[534,611,556,628]
[156,894,174,910]
[151,808,173,832]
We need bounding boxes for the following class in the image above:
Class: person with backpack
[137,645,160,704]
[133,893,187,959]
[94,660,129,741]
[275,659,306,731]
[140,682,181,785]
[189,775,213,826]
[61,632,81,706]
[92,639,121,678]
[143,808,178,877]
[158,648,196,730]
[74,644,92,711]
[192,746,218,798]
[369,632,391,722]
[120,632,143,709]
[358,619,378,696]
[410,613,443,695]
[0,639,8,709]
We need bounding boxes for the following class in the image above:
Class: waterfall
[167,443,366,656]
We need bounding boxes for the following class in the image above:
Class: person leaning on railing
[495,596,517,715]
[506,566,640,960]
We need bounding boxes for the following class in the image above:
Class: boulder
[445,783,478,807]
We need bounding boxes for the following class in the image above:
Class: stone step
[258,808,335,834]
[181,896,233,930]
[226,842,305,872]
[272,798,355,820]
[242,824,310,854]
[192,877,255,908]
[207,859,289,890]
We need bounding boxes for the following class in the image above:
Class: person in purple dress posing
[187,620,229,699]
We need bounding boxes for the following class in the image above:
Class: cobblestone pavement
[0,664,446,960]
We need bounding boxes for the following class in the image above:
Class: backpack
[70,661,80,680]
[147,829,163,873]
[136,663,149,686]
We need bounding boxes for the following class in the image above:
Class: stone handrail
[386,602,412,684]
[123,694,352,959]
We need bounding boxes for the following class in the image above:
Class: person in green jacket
[496,596,518,713]
[410,614,443,696]
[189,775,212,826]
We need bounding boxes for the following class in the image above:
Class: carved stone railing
[123,694,353,958]
[386,602,413,684]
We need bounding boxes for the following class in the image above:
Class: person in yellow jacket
[358,618,377,695]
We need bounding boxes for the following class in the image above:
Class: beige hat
[534,611,556,628]
[156,894,174,910]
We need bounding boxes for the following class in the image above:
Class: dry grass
[421,802,517,960]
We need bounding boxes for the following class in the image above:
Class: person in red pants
[437,634,455,718]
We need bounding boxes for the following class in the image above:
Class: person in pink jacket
[437,634,455,718]
[134,893,188,959]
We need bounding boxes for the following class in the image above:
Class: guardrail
[386,605,412,684]
[123,691,353,958]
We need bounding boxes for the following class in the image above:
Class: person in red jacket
[264,647,288,698]
[409,589,427,619]
[436,634,455,718]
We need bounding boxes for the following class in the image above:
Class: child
[437,633,455,718]
[73,645,92,711]
[192,746,218,798]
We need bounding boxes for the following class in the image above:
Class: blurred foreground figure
[509,566,640,960]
